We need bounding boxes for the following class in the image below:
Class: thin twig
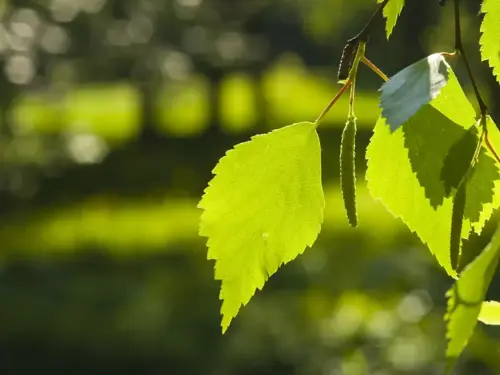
[315,1,388,126]
[355,0,390,42]
[348,77,357,119]
[315,80,352,125]
[361,56,389,82]
[441,51,458,58]
[452,2,499,163]
[474,126,486,164]
[485,133,500,164]
[453,0,487,116]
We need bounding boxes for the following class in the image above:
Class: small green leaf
[479,301,500,325]
[340,118,357,227]
[480,0,500,83]
[199,122,324,332]
[367,69,500,277]
[380,54,450,131]
[378,0,405,39]
[445,222,500,371]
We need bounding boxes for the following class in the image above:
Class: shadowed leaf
[367,69,500,277]
[441,126,478,197]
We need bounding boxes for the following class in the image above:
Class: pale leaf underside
[380,54,450,131]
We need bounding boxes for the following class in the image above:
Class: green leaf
[480,0,500,83]
[445,222,500,371]
[485,115,500,163]
[198,122,324,332]
[441,126,478,197]
[479,301,500,325]
[366,69,500,277]
[378,0,405,39]
[380,54,450,131]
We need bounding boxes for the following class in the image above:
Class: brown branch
[315,79,352,125]
[361,56,389,82]
[354,0,390,42]
[453,0,487,116]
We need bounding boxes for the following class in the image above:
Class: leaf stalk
[315,80,352,126]
[361,56,389,82]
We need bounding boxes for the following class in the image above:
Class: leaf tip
[221,322,229,335]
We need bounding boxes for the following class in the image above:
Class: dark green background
[0,0,500,374]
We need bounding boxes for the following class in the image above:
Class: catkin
[450,182,466,271]
[337,39,359,81]
[340,118,357,227]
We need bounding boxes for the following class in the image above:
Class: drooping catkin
[340,117,357,227]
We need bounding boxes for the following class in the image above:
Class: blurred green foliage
[0,0,499,374]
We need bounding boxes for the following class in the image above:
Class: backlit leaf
[445,222,500,372]
[479,301,500,325]
[199,122,324,332]
[485,115,500,164]
[378,0,405,39]
[380,54,450,131]
[480,0,500,83]
[366,69,500,277]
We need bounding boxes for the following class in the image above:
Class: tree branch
[453,0,487,116]
[315,80,352,125]
[315,1,389,125]
[354,0,390,42]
